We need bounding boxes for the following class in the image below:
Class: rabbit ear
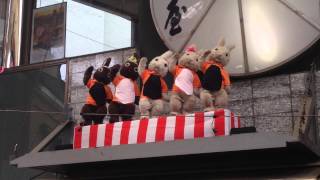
[103,57,111,67]
[218,37,225,46]
[227,45,235,51]
[202,49,211,56]
[110,64,121,79]
[139,57,148,65]
[133,52,139,59]
[185,44,197,53]
[174,53,181,60]
[161,51,174,60]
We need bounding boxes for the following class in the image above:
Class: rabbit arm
[83,66,94,85]
[199,50,211,64]
[225,85,231,94]
[193,74,201,98]
[194,88,200,98]
[134,96,140,105]
[160,78,170,101]
[89,83,107,106]
[138,57,148,76]
[110,64,121,81]
[162,92,170,102]
[134,81,140,105]
[168,53,178,74]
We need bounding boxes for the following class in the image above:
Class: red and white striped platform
[73,109,240,149]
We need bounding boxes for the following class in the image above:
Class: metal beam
[12,132,298,168]
[238,0,250,73]
[279,0,320,32]
[30,120,71,153]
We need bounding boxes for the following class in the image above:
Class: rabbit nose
[215,54,222,59]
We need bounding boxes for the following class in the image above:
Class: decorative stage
[73,109,240,149]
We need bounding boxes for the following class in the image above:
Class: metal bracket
[30,120,71,153]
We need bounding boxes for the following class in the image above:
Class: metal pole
[2,0,23,68]
[238,0,250,73]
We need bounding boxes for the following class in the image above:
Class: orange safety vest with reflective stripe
[140,69,168,99]
[85,79,113,106]
[172,65,201,93]
[201,61,230,88]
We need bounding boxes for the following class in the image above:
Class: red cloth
[73,109,240,149]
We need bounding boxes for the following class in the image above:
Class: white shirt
[115,78,135,104]
[174,68,194,95]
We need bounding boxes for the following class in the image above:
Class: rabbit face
[94,58,120,84]
[148,56,169,77]
[93,66,112,84]
[120,61,139,81]
[178,51,200,72]
[207,38,235,66]
[208,46,231,66]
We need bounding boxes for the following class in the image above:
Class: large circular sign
[150,0,320,76]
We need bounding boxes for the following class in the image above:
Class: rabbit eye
[186,53,190,56]
[98,67,103,72]
[226,53,229,57]
[196,59,198,62]
[215,48,218,51]
[155,58,159,61]
[164,63,168,67]
[125,62,130,67]
[134,67,138,72]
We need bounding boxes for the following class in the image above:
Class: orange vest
[172,65,201,93]
[141,69,168,99]
[201,61,230,88]
[112,75,140,103]
[85,79,113,106]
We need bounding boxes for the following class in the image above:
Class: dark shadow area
[0,64,66,179]
[60,142,319,179]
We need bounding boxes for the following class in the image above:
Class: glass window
[34,0,132,61]
[30,3,66,64]
[36,0,63,7]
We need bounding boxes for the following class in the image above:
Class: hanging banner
[150,0,213,52]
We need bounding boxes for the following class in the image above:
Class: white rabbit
[138,51,175,118]
[199,38,235,111]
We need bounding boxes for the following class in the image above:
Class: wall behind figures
[229,70,320,138]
